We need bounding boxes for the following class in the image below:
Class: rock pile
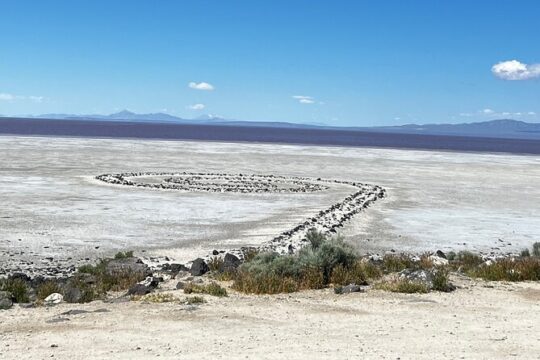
[96,171,386,259]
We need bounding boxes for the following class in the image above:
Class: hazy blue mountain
[18,112,540,140]
[367,119,540,140]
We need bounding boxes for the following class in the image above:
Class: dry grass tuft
[184,282,228,297]
[375,278,429,294]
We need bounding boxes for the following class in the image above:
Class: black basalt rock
[190,258,209,276]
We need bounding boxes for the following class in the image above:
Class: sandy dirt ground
[1,277,539,359]
[1,135,539,273]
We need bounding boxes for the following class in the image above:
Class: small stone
[340,284,363,294]
[0,291,13,310]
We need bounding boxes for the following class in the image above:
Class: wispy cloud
[492,60,540,80]
[188,82,214,91]
[0,93,16,101]
[188,103,205,110]
[28,96,44,103]
[460,108,537,118]
[0,93,44,103]
[292,95,315,104]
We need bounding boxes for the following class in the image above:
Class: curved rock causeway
[96,172,386,259]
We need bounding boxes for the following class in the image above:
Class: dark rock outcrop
[190,258,209,276]
[105,257,151,278]
[220,253,241,272]
[127,284,153,296]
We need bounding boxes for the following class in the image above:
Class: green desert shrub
[208,256,224,272]
[74,255,146,301]
[114,251,134,259]
[36,280,63,300]
[66,276,99,303]
[382,254,418,273]
[470,257,540,282]
[431,268,452,292]
[533,242,540,257]
[450,251,484,273]
[242,248,259,262]
[233,231,378,294]
[330,260,382,286]
[0,278,30,303]
[521,249,531,257]
[233,271,299,294]
[306,228,326,249]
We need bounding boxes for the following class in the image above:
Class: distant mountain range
[363,119,540,140]
[12,110,540,140]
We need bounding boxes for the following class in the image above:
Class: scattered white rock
[44,293,63,306]
[429,255,449,266]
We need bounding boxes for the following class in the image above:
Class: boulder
[190,258,209,276]
[141,276,160,288]
[399,269,434,285]
[63,285,83,303]
[127,284,153,296]
[220,253,241,272]
[435,250,447,259]
[429,255,449,266]
[9,272,31,283]
[0,291,13,310]
[175,281,185,290]
[127,276,160,296]
[105,257,151,278]
[161,263,189,274]
[44,293,63,306]
[343,284,363,294]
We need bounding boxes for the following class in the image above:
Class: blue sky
[0,0,539,126]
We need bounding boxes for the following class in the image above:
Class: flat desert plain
[1,135,539,272]
[1,135,540,359]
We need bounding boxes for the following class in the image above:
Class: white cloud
[188,103,205,110]
[0,93,16,101]
[188,82,214,91]
[28,96,44,103]
[491,60,540,80]
[0,93,44,102]
[459,109,537,118]
[292,95,315,104]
